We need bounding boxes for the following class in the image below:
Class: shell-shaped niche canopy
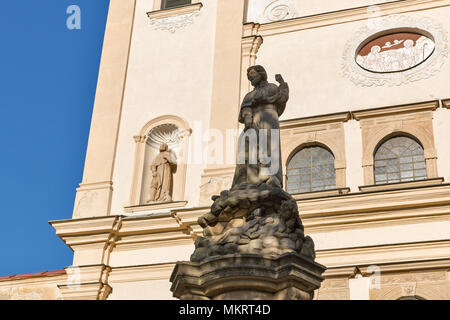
[355,29,435,73]
[147,123,181,149]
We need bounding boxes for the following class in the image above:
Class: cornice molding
[51,183,450,249]
[359,178,444,192]
[147,3,202,19]
[351,100,439,120]
[442,99,450,108]
[358,258,450,274]
[292,188,351,200]
[245,0,450,37]
[323,258,450,278]
[124,201,188,213]
[316,240,450,268]
[280,112,351,130]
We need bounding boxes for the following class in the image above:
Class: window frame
[286,145,337,195]
[373,135,427,185]
[353,100,439,187]
[160,0,192,10]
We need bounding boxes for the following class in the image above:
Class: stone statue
[172,66,325,301]
[191,66,317,263]
[148,143,177,203]
[232,65,289,189]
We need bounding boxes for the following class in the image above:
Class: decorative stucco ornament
[260,0,298,23]
[149,11,200,33]
[342,15,448,87]
[147,123,180,149]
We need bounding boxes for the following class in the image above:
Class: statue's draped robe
[232,80,289,188]
[150,151,177,201]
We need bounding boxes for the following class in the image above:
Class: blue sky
[0,0,110,276]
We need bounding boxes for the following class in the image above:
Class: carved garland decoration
[342,15,448,87]
[149,11,200,33]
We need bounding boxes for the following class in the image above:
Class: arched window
[286,146,336,194]
[374,136,427,185]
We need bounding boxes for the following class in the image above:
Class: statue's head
[247,65,267,87]
[160,143,168,152]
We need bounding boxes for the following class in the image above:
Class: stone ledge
[170,253,326,300]
[247,0,450,37]
[280,112,351,130]
[442,99,450,109]
[359,178,444,193]
[124,201,188,213]
[147,3,202,20]
[352,100,439,120]
[292,188,350,200]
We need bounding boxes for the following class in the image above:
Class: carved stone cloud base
[170,253,326,300]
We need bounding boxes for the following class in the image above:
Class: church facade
[2,0,450,300]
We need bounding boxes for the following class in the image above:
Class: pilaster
[73,0,136,218]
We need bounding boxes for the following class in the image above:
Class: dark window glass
[162,0,191,9]
[374,136,427,185]
[287,146,336,194]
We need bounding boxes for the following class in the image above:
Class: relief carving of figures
[356,33,435,73]
[148,143,177,203]
[342,15,448,87]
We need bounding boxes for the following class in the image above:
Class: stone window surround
[352,100,439,187]
[148,1,202,17]
[280,112,351,191]
[286,145,337,194]
[128,115,192,207]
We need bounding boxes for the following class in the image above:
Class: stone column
[170,254,326,300]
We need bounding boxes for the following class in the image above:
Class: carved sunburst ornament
[147,123,180,149]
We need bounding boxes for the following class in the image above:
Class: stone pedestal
[170,253,326,300]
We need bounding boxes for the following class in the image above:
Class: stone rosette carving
[191,183,316,262]
[149,11,200,33]
[342,15,449,87]
[259,0,298,23]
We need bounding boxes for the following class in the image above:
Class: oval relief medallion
[356,31,435,73]
[342,15,448,87]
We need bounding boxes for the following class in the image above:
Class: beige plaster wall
[109,243,194,267]
[343,119,365,191]
[255,8,450,119]
[108,280,174,300]
[110,0,218,214]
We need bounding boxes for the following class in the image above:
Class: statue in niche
[148,143,177,203]
[232,65,289,189]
